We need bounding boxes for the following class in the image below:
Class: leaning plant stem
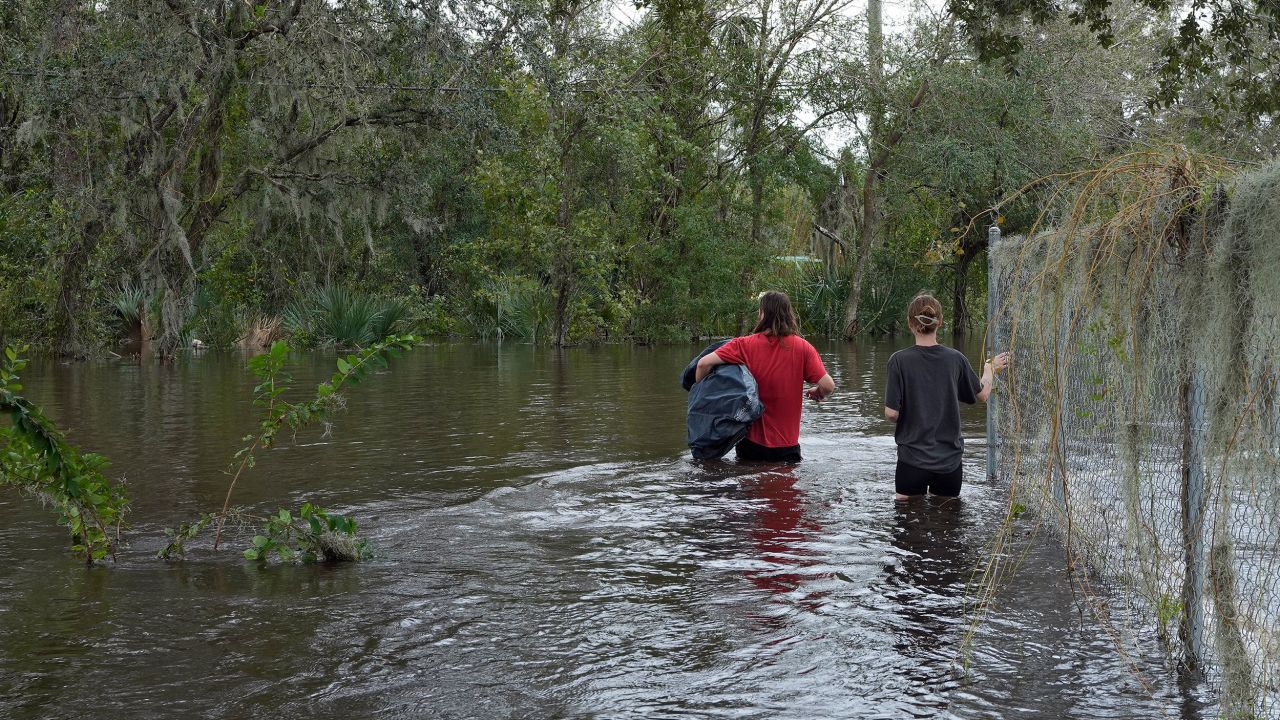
[208,339,408,552]
[213,371,275,551]
[212,440,258,550]
[82,501,114,564]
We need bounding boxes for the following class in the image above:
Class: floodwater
[0,340,1210,719]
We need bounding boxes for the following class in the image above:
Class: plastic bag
[681,341,765,459]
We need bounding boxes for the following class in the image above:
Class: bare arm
[884,406,899,422]
[977,351,1011,403]
[806,373,835,401]
[695,352,725,382]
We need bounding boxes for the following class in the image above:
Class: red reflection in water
[743,467,823,600]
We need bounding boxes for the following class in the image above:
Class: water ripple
[0,343,1214,719]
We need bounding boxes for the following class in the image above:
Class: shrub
[282,286,406,348]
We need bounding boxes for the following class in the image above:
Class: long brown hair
[753,291,801,338]
[906,293,943,334]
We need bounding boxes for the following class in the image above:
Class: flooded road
[0,341,1207,718]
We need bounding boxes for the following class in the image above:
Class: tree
[3,0,486,355]
[885,14,1117,332]
[717,0,859,248]
[834,5,955,338]
[948,0,1280,118]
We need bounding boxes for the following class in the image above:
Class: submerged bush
[184,285,249,349]
[245,504,372,562]
[465,275,554,341]
[111,284,149,326]
[283,286,406,348]
[109,283,157,346]
[159,335,419,563]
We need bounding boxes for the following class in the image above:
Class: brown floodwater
[0,339,1211,719]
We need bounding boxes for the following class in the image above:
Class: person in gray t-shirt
[884,294,1009,499]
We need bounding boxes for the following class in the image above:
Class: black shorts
[736,438,802,464]
[895,460,962,497]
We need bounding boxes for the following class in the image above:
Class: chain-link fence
[987,157,1280,718]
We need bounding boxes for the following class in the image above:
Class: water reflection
[884,498,970,710]
[0,341,1215,720]
[742,467,823,605]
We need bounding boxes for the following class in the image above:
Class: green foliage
[239,335,419,455]
[185,286,248,350]
[0,0,1274,354]
[0,191,60,348]
[243,504,371,563]
[160,334,419,561]
[391,287,456,338]
[159,503,370,563]
[156,513,217,560]
[110,284,150,326]
[1155,595,1183,638]
[775,262,850,338]
[218,334,420,554]
[0,346,129,564]
[462,275,554,341]
[949,0,1280,118]
[283,286,407,349]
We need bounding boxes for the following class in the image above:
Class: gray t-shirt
[884,344,983,472]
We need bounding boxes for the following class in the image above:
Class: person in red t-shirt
[694,291,835,463]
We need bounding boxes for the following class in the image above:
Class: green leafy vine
[161,334,419,561]
[0,346,130,565]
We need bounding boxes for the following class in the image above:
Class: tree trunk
[554,278,571,347]
[0,9,15,191]
[748,160,765,249]
[841,0,884,339]
[53,219,105,357]
[49,0,96,357]
[739,161,765,335]
[953,249,973,335]
[553,144,575,347]
[843,167,882,338]
[0,89,21,193]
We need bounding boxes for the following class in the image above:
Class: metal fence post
[987,226,1001,481]
[1181,365,1208,666]
[1052,267,1068,511]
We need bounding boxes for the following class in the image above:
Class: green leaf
[336,358,350,374]
[243,549,260,560]
[252,535,271,548]
[278,509,291,523]
[4,347,15,362]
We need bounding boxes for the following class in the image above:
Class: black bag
[681,341,765,460]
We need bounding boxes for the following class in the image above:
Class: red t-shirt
[714,333,827,448]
